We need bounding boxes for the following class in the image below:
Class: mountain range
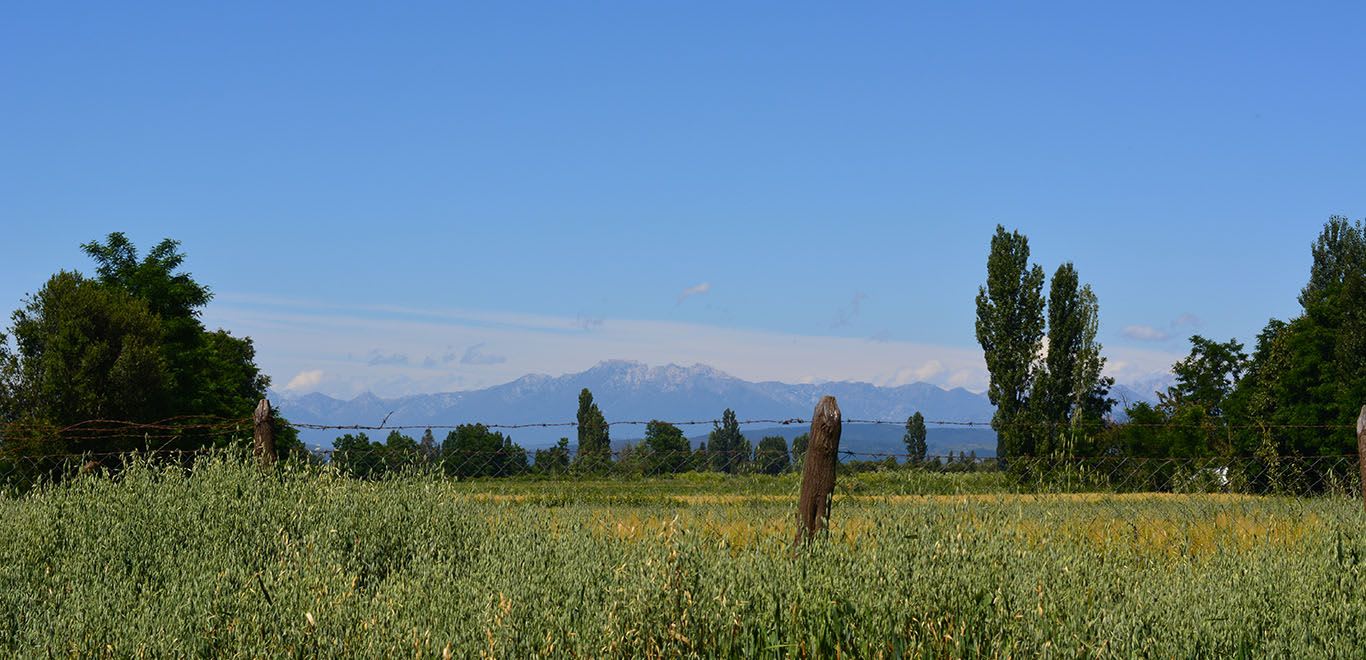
[273,360,1163,456]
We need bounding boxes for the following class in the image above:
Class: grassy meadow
[1,456,1364,657]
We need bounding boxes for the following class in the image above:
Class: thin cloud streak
[1122,324,1171,342]
[208,294,1182,400]
[676,282,711,304]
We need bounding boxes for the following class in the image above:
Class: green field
[2,457,1364,657]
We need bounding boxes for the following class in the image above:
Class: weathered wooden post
[1357,405,1365,510]
[795,395,842,546]
[253,398,276,467]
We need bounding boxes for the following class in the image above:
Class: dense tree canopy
[1111,216,1366,469]
[754,435,790,475]
[533,438,571,475]
[975,228,1111,459]
[642,420,691,474]
[0,234,297,460]
[706,409,750,473]
[975,226,1046,458]
[442,424,528,477]
[1228,217,1366,457]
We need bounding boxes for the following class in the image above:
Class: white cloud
[204,294,994,398]
[461,343,507,365]
[283,369,324,391]
[947,370,977,388]
[676,282,711,304]
[1172,313,1201,327]
[914,360,946,381]
[1102,346,1181,388]
[1122,324,1171,342]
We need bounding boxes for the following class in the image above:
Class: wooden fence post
[254,398,276,467]
[1357,405,1365,510]
[795,395,842,546]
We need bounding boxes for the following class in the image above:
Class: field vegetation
[2,456,1363,657]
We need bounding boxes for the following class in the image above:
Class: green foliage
[1114,216,1366,468]
[418,428,438,462]
[331,433,384,479]
[442,424,528,478]
[975,226,1046,459]
[903,412,927,464]
[1028,264,1114,456]
[3,272,170,443]
[791,433,809,466]
[705,409,750,473]
[641,420,691,474]
[80,233,212,323]
[1230,217,1366,458]
[0,234,299,464]
[1105,337,1249,462]
[975,229,1112,460]
[573,388,610,471]
[753,435,790,475]
[1170,336,1248,417]
[79,234,272,429]
[533,438,571,475]
[2,457,1363,656]
[330,431,435,479]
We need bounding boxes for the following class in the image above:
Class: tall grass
[0,455,1362,657]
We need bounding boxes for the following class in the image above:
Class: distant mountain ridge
[273,360,1001,453]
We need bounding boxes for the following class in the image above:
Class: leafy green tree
[975,225,1046,459]
[442,424,528,477]
[80,234,275,430]
[754,435,791,475]
[573,388,610,470]
[791,433,809,466]
[1027,264,1114,456]
[1228,216,1366,459]
[1169,336,1248,417]
[975,228,1115,461]
[418,428,438,462]
[383,430,422,471]
[332,433,384,479]
[642,420,691,474]
[1,272,170,456]
[706,409,750,473]
[533,438,571,475]
[0,234,300,465]
[903,412,928,465]
[1113,337,1248,460]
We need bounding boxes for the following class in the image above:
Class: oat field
[1,456,1363,657]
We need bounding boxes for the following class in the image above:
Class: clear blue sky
[3,2,1363,398]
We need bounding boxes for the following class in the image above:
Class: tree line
[327,390,810,478]
[9,220,1359,489]
[325,388,969,479]
[974,217,1366,479]
[0,234,301,481]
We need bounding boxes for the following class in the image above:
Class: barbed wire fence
[2,405,1364,505]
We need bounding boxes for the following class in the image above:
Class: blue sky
[3,2,1363,398]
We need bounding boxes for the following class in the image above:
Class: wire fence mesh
[1,414,1362,506]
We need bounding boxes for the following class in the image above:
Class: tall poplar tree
[975,225,1045,459]
[1029,263,1113,455]
[574,388,610,467]
[706,408,750,473]
[903,412,928,464]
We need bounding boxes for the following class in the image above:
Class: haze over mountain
[274,360,1167,457]
[274,360,1023,454]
